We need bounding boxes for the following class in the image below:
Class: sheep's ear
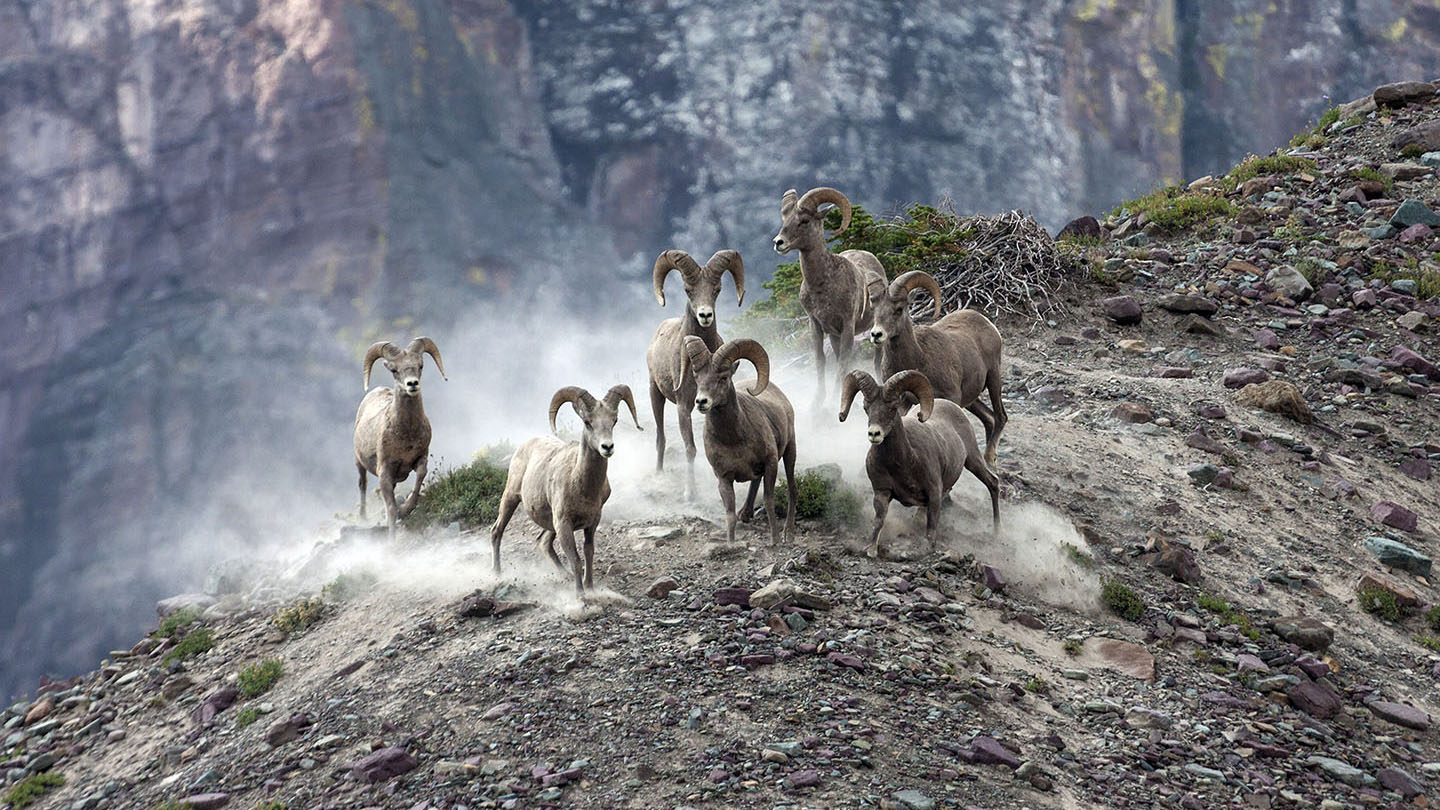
[866,277,886,300]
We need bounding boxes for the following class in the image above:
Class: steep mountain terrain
[4,81,1440,810]
[4,0,1440,717]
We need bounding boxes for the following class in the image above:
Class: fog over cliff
[1,0,1435,698]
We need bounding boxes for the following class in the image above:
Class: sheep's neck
[574,434,609,492]
[704,388,745,434]
[390,388,428,429]
[879,418,917,467]
[881,323,924,371]
[796,244,844,287]
[682,305,723,351]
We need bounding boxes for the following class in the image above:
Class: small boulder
[1370,502,1418,532]
[1157,294,1219,316]
[748,579,831,611]
[1399,223,1434,244]
[1101,295,1142,326]
[968,736,1021,769]
[1222,368,1270,389]
[1357,571,1420,611]
[1391,346,1440,380]
[1392,120,1440,153]
[646,577,678,599]
[1391,199,1440,229]
[181,795,231,810]
[1270,616,1333,652]
[1057,215,1102,241]
[1287,680,1342,719]
[1364,536,1429,574]
[1110,402,1154,423]
[1265,265,1313,301]
[1374,81,1437,107]
[350,747,419,783]
[1368,701,1431,731]
[1377,767,1426,799]
[1235,380,1313,424]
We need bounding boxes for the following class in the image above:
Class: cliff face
[0,0,1435,697]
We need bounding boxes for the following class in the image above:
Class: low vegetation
[1111,186,1235,233]
[1349,166,1395,194]
[271,598,325,634]
[1427,604,1440,633]
[1195,592,1260,641]
[1227,154,1317,185]
[323,570,379,602]
[1101,578,1145,621]
[773,470,863,527]
[5,773,65,808]
[153,607,202,639]
[239,658,285,698]
[1367,260,1440,300]
[405,457,508,529]
[163,627,215,665]
[235,706,260,728]
[1357,585,1410,622]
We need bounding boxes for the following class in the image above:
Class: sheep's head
[839,370,935,444]
[653,249,745,328]
[685,337,770,414]
[773,187,852,254]
[363,337,448,396]
[868,271,943,345]
[549,385,642,458]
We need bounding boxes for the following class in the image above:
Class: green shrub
[1350,167,1395,194]
[323,571,378,602]
[1111,185,1232,233]
[1196,593,1260,641]
[154,606,202,639]
[271,598,325,634]
[1401,143,1426,158]
[1358,585,1409,622]
[773,470,862,527]
[236,706,260,728]
[5,773,64,808]
[1227,155,1317,185]
[239,659,284,698]
[163,628,215,664]
[1426,604,1440,632]
[1061,542,1094,568]
[404,458,508,529]
[1417,634,1440,653]
[1062,639,1082,656]
[1101,578,1145,621]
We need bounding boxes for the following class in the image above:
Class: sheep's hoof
[866,546,882,560]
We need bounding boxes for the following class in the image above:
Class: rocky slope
[4,81,1440,810]
[4,0,1440,719]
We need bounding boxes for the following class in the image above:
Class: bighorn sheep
[490,385,641,597]
[839,369,999,558]
[355,337,448,537]
[868,270,1007,465]
[645,249,745,496]
[684,336,798,545]
[772,187,886,401]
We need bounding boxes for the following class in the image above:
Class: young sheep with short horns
[354,337,448,538]
[868,270,1007,465]
[772,186,886,404]
[685,337,798,545]
[645,249,744,498]
[490,385,641,598]
[839,369,999,559]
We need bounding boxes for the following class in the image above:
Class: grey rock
[1363,536,1431,576]
[892,789,935,810]
[1265,265,1312,301]
[1368,700,1431,731]
[1306,755,1375,787]
[1392,199,1440,229]
[1101,296,1143,325]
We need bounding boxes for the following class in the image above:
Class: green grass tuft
[404,458,508,530]
[238,658,285,698]
[1063,638,1083,656]
[163,627,215,664]
[5,773,65,808]
[1426,604,1440,633]
[1196,593,1260,641]
[1349,167,1395,194]
[773,470,863,527]
[1401,143,1426,159]
[1112,185,1233,233]
[1061,542,1094,568]
[322,571,379,602]
[1227,155,1317,185]
[1101,578,1145,621]
[154,607,201,640]
[235,706,260,728]
[1358,585,1410,622]
[271,598,325,634]
[1418,634,1440,653]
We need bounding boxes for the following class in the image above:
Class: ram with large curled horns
[840,369,999,558]
[645,249,744,497]
[353,337,448,538]
[772,187,886,403]
[868,270,1007,465]
[685,337,798,546]
[490,385,641,598]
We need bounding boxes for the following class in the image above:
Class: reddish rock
[181,795,231,810]
[1270,616,1334,652]
[265,714,312,747]
[1352,288,1379,309]
[1357,571,1421,610]
[1158,294,1219,316]
[982,566,1006,593]
[350,747,419,783]
[1057,215,1102,241]
[1371,501,1418,532]
[969,736,1021,769]
[1399,223,1434,244]
[713,587,753,607]
[1252,328,1280,350]
[1287,680,1342,718]
[1377,767,1426,798]
[1101,295,1143,325]
[1392,346,1440,380]
[785,769,821,788]
[1374,80,1438,107]
[1143,547,1201,584]
[1110,402,1154,423]
[1152,366,1194,378]
[1400,457,1432,481]
[826,652,865,671]
[1368,701,1431,731]
[1185,428,1227,456]
[23,697,54,726]
[1223,368,1270,388]
[193,686,239,727]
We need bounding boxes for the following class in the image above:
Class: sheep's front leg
[582,527,597,589]
[782,441,797,542]
[677,390,699,501]
[761,463,779,545]
[398,457,426,517]
[379,468,399,538]
[356,463,368,519]
[810,317,827,403]
[557,520,584,597]
[490,490,523,573]
[718,477,738,545]
[537,529,564,572]
[650,379,667,473]
[868,489,892,558]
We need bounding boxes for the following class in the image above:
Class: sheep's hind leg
[966,401,997,466]
[782,440,798,542]
[924,489,944,551]
[984,368,1008,466]
[356,463,368,520]
[718,478,738,545]
[538,529,564,572]
[761,463,779,545]
[490,491,523,574]
[739,479,760,522]
[809,318,827,405]
[557,521,584,597]
[965,454,1002,534]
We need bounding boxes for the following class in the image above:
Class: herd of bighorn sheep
[351,187,1008,596]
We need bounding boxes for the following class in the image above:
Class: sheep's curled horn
[682,336,770,396]
[547,385,644,434]
[651,249,746,307]
[888,270,945,319]
[361,337,448,389]
[885,370,937,422]
[798,187,852,236]
[838,370,881,422]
